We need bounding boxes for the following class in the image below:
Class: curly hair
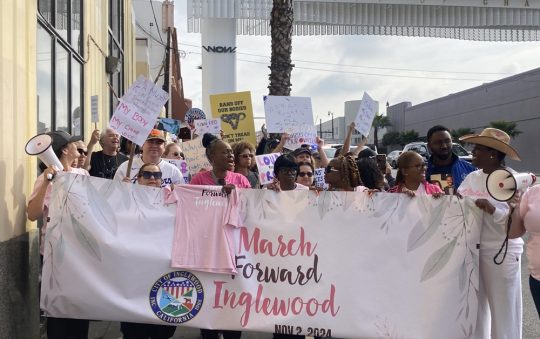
[231,141,256,166]
[333,154,362,189]
[357,157,384,190]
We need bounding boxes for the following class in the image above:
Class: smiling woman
[388,151,443,197]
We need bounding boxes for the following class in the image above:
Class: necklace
[101,152,119,178]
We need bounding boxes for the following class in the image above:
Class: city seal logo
[149,271,204,324]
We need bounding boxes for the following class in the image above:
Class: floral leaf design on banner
[317,191,338,219]
[407,198,448,252]
[70,213,102,262]
[84,176,118,235]
[420,238,457,282]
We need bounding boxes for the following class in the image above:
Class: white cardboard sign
[194,118,221,136]
[255,152,281,185]
[263,96,314,133]
[354,92,377,137]
[285,124,318,150]
[181,139,212,175]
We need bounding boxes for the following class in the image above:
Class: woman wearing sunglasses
[324,154,362,191]
[163,142,184,160]
[388,151,443,197]
[296,161,315,188]
[232,141,259,188]
[120,162,176,339]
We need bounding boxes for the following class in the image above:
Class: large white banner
[42,174,482,339]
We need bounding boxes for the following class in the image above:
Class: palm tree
[382,131,401,147]
[489,120,522,139]
[400,130,419,145]
[450,128,475,144]
[372,114,392,150]
[268,0,294,96]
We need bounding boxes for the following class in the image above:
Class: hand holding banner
[354,92,378,137]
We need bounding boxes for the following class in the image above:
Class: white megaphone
[486,168,536,201]
[25,134,64,171]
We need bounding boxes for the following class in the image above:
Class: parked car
[402,142,472,162]
[387,150,402,168]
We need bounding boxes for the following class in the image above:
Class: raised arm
[85,129,100,171]
[342,122,355,155]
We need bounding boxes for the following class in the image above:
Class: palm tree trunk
[268,0,294,96]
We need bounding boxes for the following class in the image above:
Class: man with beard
[87,128,128,179]
[425,125,476,192]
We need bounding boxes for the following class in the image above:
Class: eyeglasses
[240,154,254,159]
[139,171,163,179]
[77,149,88,156]
[325,166,338,174]
[298,172,313,177]
[408,163,426,170]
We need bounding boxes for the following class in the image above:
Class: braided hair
[333,154,362,189]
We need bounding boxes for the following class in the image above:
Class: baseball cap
[293,147,312,157]
[48,131,82,153]
[146,129,166,142]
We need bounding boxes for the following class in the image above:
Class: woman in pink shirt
[190,133,246,339]
[387,151,443,197]
[190,134,251,190]
[27,131,90,339]
[509,185,540,316]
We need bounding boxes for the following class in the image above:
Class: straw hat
[459,128,520,161]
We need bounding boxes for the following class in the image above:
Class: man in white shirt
[114,129,183,187]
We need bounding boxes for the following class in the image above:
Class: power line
[178,41,513,76]
[149,0,163,44]
[180,47,498,82]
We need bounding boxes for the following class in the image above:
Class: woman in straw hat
[457,128,522,339]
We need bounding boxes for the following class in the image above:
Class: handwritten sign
[313,168,329,190]
[157,118,181,135]
[354,92,378,137]
[263,96,314,133]
[194,118,221,136]
[91,95,99,123]
[165,159,190,184]
[285,124,317,150]
[181,138,212,175]
[255,153,281,185]
[210,91,256,145]
[109,76,169,146]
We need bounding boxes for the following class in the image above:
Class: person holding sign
[114,129,183,187]
[232,141,259,188]
[120,163,177,339]
[387,152,444,197]
[27,131,90,339]
[190,133,247,339]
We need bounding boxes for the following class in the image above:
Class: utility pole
[328,111,334,141]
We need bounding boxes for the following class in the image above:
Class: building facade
[1,1,137,337]
[387,68,540,172]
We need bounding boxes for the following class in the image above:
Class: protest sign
[194,118,221,136]
[157,118,182,135]
[313,168,328,190]
[263,96,314,133]
[209,91,256,145]
[165,159,190,184]
[284,124,317,150]
[354,92,378,137]
[255,152,280,185]
[91,95,99,123]
[42,174,482,339]
[181,138,212,175]
[109,76,169,146]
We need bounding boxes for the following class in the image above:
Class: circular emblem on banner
[149,271,204,324]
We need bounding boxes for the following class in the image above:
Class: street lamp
[328,111,334,140]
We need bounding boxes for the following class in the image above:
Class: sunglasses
[240,154,254,159]
[325,166,338,174]
[77,149,88,156]
[172,152,184,158]
[298,172,313,177]
[139,171,163,179]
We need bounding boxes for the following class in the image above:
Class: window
[37,0,84,136]
[108,0,124,117]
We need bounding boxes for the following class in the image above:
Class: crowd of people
[27,121,538,339]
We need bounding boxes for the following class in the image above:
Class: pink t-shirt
[166,185,243,274]
[190,170,251,188]
[29,168,89,255]
[519,185,540,280]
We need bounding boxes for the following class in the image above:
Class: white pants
[471,252,522,339]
